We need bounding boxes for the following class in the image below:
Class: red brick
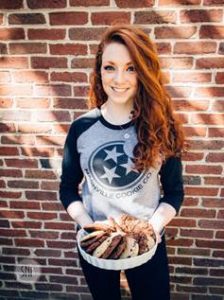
[31,57,67,69]
[18,124,52,134]
[25,191,57,201]
[27,0,66,8]
[71,0,109,4]
[53,98,87,110]
[0,43,7,54]
[21,146,55,157]
[25,170,57,180]
[50,12,88,25]
[204,177,224,186]
[200,25,224,39]
[134,11,177,24]
[27,212,57,220]
[30,230,58,239]
[155,42,172,54]
[69,27,105,41]
[12,220,42,229]
[71,58,95,69]
[34,110,70,122]
[42,202,62,211]
[50,44,87,55]
[170,218,196,227]
[0,72,10,83]
[174,42,216,54]
[181,208,216,218]
[36,135,65,146]
[189,140,224,150]
[0,210,24,219]
[13,71,48,84]
[0,169,22,178]
[159,0,200,4]
[199,219,224,229]
[208,128,224,138]
[0,85,32,97]
[204,0,224,4]
[192,113,224,126]
[0,98,13,108]
[41,181,59,191]
[73,86,89,97]
[0,0,23,9]
[2,248,30,256]
[8,13,46,24]
[0,229,25,237]
[53,124,69,134]
[180,9,223,23]
[9,43,47,54]
[215,231,224,240]
[50,72,87,83]
[185,187,218,196]
[196,240,224,249]
[16,98,50,108]
[166,86,191,98]
[0,146,19,156]
[215,72,224,84]
[180,229,213,239]
[211,100,224,112]
[34,85,71,97]
[160,57,193,69]
[206,153,224,163]
[174,72,212,84]
[15,238,44,247]
[115,0,153,7]
[0,110,31,121]
[186,165,222,175]
[219,42,224,54]
[0,123,16,134]
[91,12,130,25]
[173,100,209,111]
[196,58,224,69]
[2,135,35,145]
[0,191,22,199]
[5,158,37,168]
[44,222,74,230]
[35,283,63,291]
[47,241,76,250]
[217,210,224,219]
[0,57,28,69]
[8,180,39,189]
[0,28,25,40]
[28,29,66,40]
[184,126,207,138]
[155,26,197,39]
[182,151,204,160]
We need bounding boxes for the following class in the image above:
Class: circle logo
[15,258,41,283]
[89,141,145,191]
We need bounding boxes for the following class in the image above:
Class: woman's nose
[114,70,126,84]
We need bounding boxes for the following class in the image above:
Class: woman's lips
[111,87,129,93]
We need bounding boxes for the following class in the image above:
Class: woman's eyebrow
[102,60,133,65]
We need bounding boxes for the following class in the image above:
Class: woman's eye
[103,65,114,71]
[127,66,135,72]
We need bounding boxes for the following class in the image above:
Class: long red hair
[88,24,185,170]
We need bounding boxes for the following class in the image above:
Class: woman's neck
[101,102,133,125]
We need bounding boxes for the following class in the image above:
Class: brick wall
[0,0,223,299]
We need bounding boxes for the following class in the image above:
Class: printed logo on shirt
[88,141,146,191]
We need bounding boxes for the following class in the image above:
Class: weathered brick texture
[0,1,223,299]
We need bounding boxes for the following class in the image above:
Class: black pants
[78,236,170,300]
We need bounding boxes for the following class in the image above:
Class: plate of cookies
[77,214,158,270]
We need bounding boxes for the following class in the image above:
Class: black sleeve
[159,156,184,214]
[59,122,83,210]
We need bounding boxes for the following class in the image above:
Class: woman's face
[100,42,138,107]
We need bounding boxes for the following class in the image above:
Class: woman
[59,24,185,300]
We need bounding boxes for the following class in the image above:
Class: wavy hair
[88,24,185,170]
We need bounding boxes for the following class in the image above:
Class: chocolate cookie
[101,234,123,259]
[83,222,115,233]
[109,235,127,259]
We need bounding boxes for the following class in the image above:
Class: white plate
[77,229,158,270]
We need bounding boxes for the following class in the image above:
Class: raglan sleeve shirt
[59,121,84,210]
[159,155,184,214]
